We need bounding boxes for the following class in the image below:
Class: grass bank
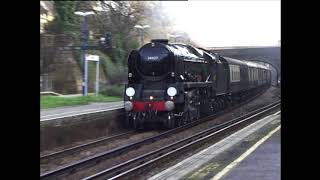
[41,95,122,109]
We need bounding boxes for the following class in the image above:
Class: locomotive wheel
[214,100,221,112]
[125,115,131,128]
[184,89,200,123]
[184,106,200,123]
[209,99,215,114]
[133,114,143,130]
[182,111,192,125]
[217,99,223,110]
[196,105,200,119]
[133,117,139,129]
[224,98,230,109]
[176,116,183,127]
[164,116,175,129]
[220,99,226,110]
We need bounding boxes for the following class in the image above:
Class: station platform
[216,128,280,180]
[40,101,123,121]
[148,110,281,180]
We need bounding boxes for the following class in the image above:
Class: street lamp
[168,34,182,43]
[74,11,94,16]
[134,24,150,47]
[74,11,95,96]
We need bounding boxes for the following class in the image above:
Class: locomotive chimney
[151,39,169,44]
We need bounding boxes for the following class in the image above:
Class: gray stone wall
[40,109,125,151]
[41,35,82,94]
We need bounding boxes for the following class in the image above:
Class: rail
[40,131,135,162]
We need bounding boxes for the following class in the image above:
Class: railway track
[40,131,135,162]
[84,100,280,180]
[40,88,271,179]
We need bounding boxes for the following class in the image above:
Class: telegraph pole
[75,11,95,96]
[82,16,89,96]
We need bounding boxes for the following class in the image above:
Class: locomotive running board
[184,82,215,88]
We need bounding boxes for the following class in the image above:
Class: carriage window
[229,64,240,82]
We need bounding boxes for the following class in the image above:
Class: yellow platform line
[211,125,281,180]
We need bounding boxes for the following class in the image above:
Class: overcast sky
[162,0,280,47]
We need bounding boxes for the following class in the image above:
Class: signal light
[99,32,112,49]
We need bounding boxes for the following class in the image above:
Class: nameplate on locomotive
[147,56,160,61]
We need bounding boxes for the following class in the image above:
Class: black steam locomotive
[124,39,271,129]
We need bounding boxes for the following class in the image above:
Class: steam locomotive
[123,39,271,129]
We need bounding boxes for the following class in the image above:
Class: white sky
[162,0,280,47]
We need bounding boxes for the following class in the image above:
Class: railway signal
[99,32,112,49]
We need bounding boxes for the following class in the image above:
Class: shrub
[100,84,124,97]
[92,50,128,85]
